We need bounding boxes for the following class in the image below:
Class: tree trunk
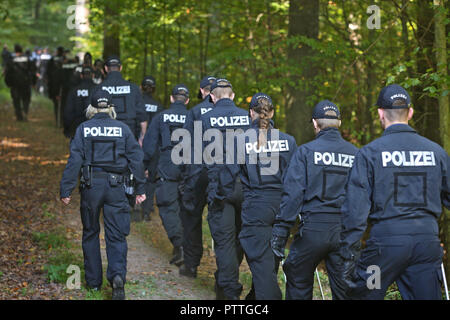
[434,0,450,284]
[103,0,121,60]
[285,0,319,145]
[414,0,440,144]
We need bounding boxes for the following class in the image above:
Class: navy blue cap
[249,93,272,109]
[311,100,341,120]
[376,84,411,109]
[142,76,156,87]
[105,55,121,67]
[210,78,232,92]
[200,76,216,89]
[172,84,189,97]
[91,89,112,109]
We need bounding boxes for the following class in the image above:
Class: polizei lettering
[200,107,212,115]
[163,114,186,123]
[102,86,131,95]
[84,127,122,137]
[77,89,89,97]
[210,116,249,127]
[381,151,436,167]
[145,104,158,112]
[314,152,355,168]
[246,140,289,154]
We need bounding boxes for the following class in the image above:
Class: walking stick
[442,263,449,300]
[315,268,325,300]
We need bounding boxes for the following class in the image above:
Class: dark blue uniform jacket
[60,113,145,198]
[143,101,189,181]
[340,123,450,248]
[273,127,359,237]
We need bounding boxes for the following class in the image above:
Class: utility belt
[80,166,135,198]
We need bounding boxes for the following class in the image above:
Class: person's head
[83,52,92,66]
[14,44,22,54]
[104,55,122,73]
[198,76,216,99]
[141,76,156,94]
[376,84,413,130]
[249,93,274,147]
[81,66,93,80]
[170,84,190,105]
[209,78,234,104]
[56,46,64,56]
[86,89,116,119]
[311,100,341,135]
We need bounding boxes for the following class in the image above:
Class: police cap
[142,76,156,87]
[210,78,232,92]
[249,93,272,109]
[376,84,411,109]
[91,89,112,109]
[105,55,121,67]
[172,84,189,97]
[200,76,216,89]
[311,100,341,120]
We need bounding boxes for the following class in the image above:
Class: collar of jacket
[106,71,123,80]
[316,127,342,140]
[214,98,235,108]
[92,112,111,120]
[382,123,416,136]
[251,118,274,129]
[169,101,187,109]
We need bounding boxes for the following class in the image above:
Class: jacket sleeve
[60,127,85,198]
[273,145,307,237]
[135,88,147,124]
[124,126,146,195]
[340,149,373,249]
[63,89,77,131]
[142,115,160,166]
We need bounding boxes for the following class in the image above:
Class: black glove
[337,242,361,294]
[270,234,288,260]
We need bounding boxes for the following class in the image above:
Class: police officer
[271,100,358,300]
[100,55,147,145]
[59,50,80,128]
[60,89,146,300]
[217,93,297,299]
[179,75,216,278]
[37,47,52,95]
[4,44,36,122]
[198,78,250,299]
[143,84,190,266]
[93,59,105,85]
[338,84,449,300]
[63,66,96,138]
[140,75,163,221]
[47,46,65,124]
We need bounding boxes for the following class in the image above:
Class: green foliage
[0,0,77,53]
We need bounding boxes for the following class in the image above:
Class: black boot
[179,264,197,278]
[169,246,184,266]
[215,282,226,300]
[111,275,125,300]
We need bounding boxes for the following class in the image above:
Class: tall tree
[434,0,449,277]
[103,0,121,59]
[285,0,319,144]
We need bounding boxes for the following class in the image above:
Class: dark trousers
[142,177,157,215]
[181,169,208,269]
[239,192,282,300]
[349,229,443,300]
[283,213,347,300]
[10,85,31,120]
[80,176,131,288]
[155,179,184,248]
[207,180,244,298]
